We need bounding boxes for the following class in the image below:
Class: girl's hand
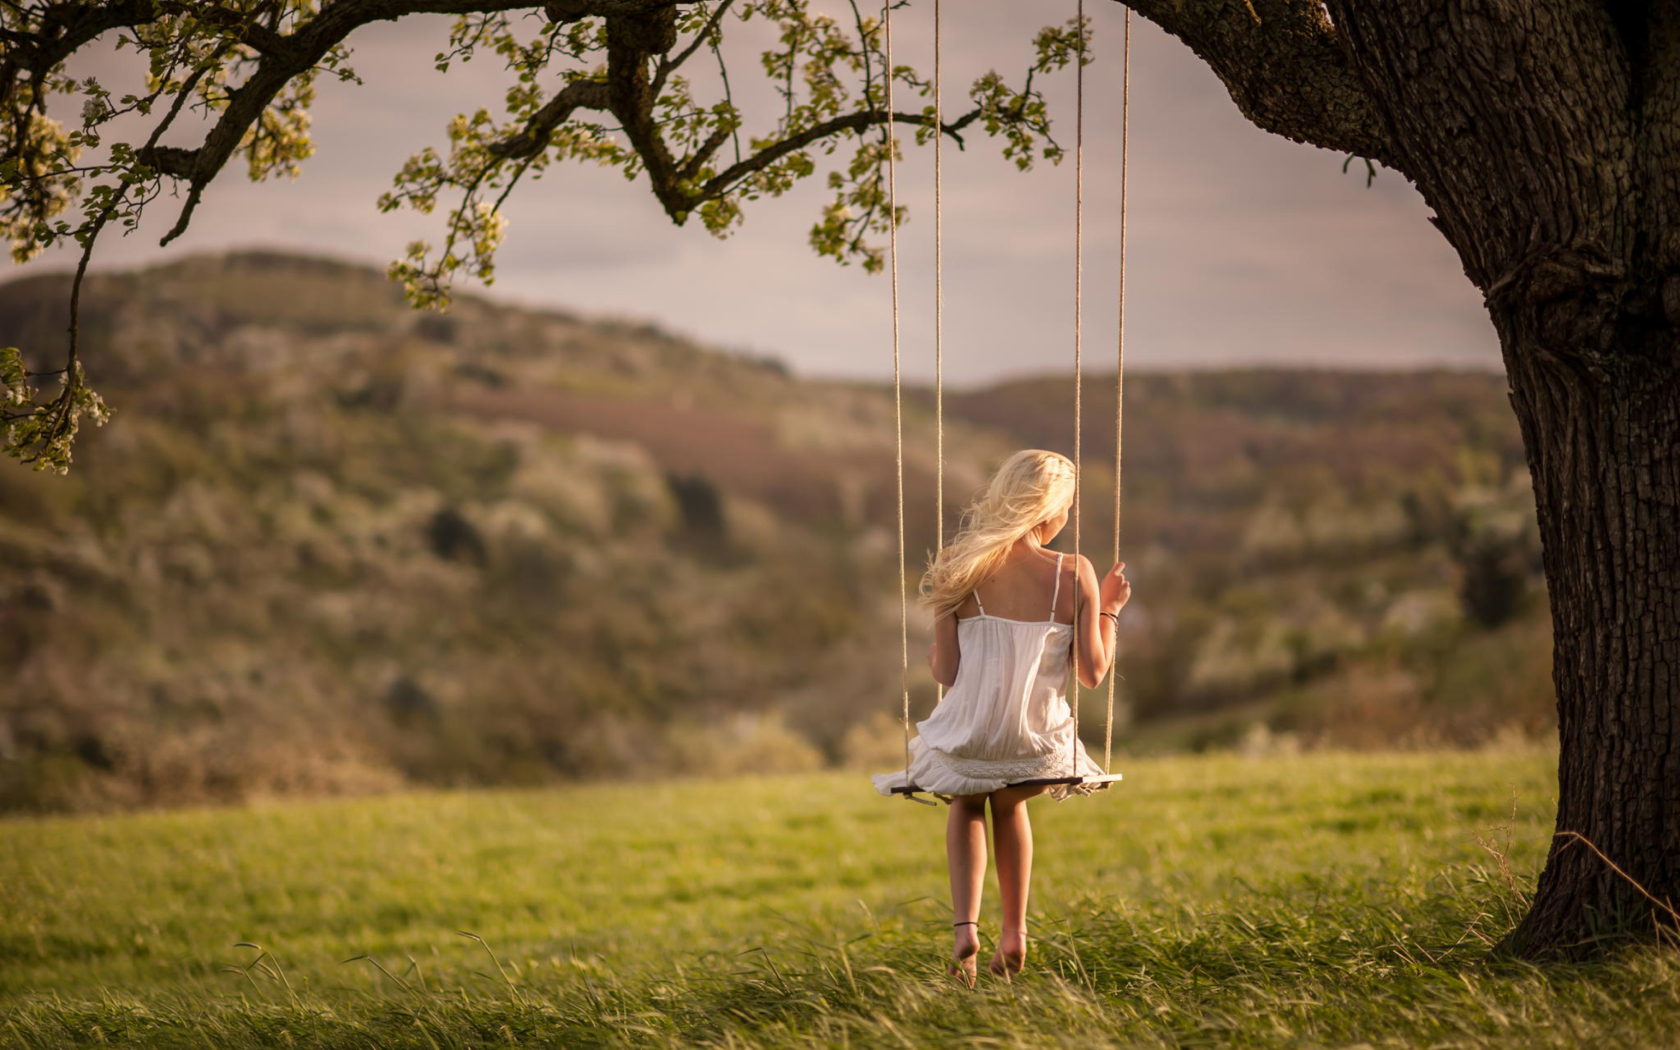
[1100,561,1131,612]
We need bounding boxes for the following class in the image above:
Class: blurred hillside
[942,371,1551,753]
[0,251,1551,813]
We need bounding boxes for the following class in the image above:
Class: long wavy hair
[920,449,1076,619]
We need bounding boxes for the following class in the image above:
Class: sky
[18,1,1504,386]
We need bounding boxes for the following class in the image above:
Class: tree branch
[1110,0,1395,167]
[603,5,686,216]
[162,1,291,55]
[653,0,734,95]
[1,0,155,84]
[542,0,691,24]
[485,78,612,159]
[1325,0,1633,293]
[678,121,733,183]
[697,107,979,202]
[131,0,560,244]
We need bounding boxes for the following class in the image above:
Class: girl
[872,449,1131,985]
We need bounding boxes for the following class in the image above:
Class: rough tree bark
[1126,0,1679,956]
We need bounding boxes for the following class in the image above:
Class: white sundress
[872,551,1112,801]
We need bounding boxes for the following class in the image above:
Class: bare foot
[948,923,979,988]
[988,929,1026,978]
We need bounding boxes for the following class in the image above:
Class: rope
[1105,7,1130,774]
[1069,0,1085,774]
[934,0,945,704]
[884,0,910,787]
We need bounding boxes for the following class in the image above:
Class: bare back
[954,546,1077,625]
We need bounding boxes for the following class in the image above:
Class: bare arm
[1074,555,1131,691]
[928,607,961,689]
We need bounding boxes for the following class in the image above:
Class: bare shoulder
[1068,554,1098,598]
[950,589,981,618]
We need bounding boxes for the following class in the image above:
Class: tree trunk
[1304,0,1680,958]
[1493,299,1680,957]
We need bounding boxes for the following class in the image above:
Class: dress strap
[1050,551,1065,618]
[973,587,986,614]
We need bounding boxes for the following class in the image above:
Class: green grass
[3,749,1677,1047]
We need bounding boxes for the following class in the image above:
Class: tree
[1131,0,1679,960]
[1,0,1087,468]
[2,0,1676,959]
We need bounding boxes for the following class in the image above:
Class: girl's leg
[987,784,1047,976]
[946,793,988,985]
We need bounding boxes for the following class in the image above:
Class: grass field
[4,748,1679,1048]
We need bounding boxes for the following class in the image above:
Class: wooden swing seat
[889,772,1124,797]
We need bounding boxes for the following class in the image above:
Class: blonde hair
[920,449,1076,619]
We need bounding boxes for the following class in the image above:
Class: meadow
[5,748,1678,1048]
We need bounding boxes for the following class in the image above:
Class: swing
[882,0,1131,803]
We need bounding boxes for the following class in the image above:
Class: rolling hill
[0,250,1550,813]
